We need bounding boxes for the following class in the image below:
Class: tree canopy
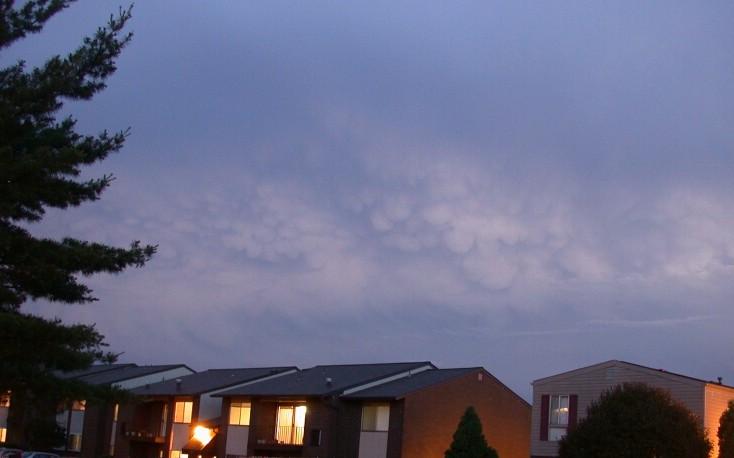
[719,400,734,458]
[0,0,154,448]
[557,382,711,458]
[445,405,499,458]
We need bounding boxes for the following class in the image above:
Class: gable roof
[132,367,297,396]
[216,362,435,398]
[342,367,480,400]
[532,360,733,389]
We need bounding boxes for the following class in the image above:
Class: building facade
[112,367,296,458]
[216,363,531,458]
[530,360,734,458]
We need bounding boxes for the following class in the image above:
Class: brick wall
[400,370,531,458]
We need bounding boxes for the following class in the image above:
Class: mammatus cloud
[16,1,734,400]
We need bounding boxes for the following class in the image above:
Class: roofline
[343,367,531,408]
[214,361,438,398]
[532,360,734,389]
[105,364,195,383]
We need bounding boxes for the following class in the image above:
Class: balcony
[249,424,304,455]
[123,430,165,443]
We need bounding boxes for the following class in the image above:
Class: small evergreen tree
[445,406,499,458]
[719,400,734,458]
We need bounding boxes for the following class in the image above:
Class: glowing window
[72,400,86,411]
[174,401,193,423]
[0,427,6,441]
[361,404,390,431]
[68,433,82,451]
[0,393,9,407]
[229,402,251,426]
[549,395,569,441]
[275,405,306,445]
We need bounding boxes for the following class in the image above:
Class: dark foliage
[719,400,734,458]
[558,382,711,458]
[0,0,152,447]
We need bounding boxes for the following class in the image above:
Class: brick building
[215,362,530,458]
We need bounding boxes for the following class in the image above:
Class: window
[361,404,390,432]
[275,405,306,445]
[549,395,569,440]
[0,427,6,441]
[229,402,251,426]
[68,433,82,451]
[160,404,169,436]
[0,393,9,407]
[72,400,86,411]
[540,394,578,441]
[174,401,193,423]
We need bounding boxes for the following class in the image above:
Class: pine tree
[0,1,154,448]
[445,406,499,458]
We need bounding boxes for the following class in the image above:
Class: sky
[6,1,734,401]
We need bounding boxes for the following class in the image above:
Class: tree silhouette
[1,1,153,447]
[445,406,499,458]
[719,400,734,458]
[558,382,711,458]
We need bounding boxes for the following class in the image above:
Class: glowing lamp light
[192,425,215,447]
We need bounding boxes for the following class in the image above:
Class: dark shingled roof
[77,364,193,385]
[342,367,481,399]
[57,364,137,380]
[56,364,192,385]
[216,362,435,398]
[132,367,298,396]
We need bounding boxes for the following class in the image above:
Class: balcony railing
[250,424,304,446]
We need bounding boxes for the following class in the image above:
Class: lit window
[72,400,86,411]
[549,395,569,441]
[275,405,306,445]
[361,404,390,432]
[174,401,193,423]
[160,404,169,436]
[0,427,6,441]
[229,402,251,426]
[113,403,119,422]
[0,393,9,407]
[68,433,82,451]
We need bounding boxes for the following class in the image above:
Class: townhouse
[530,360,734,458]
[55,363,195,457]
[112,367,296,458]
[214,362,531,458]
[341,367,531,458]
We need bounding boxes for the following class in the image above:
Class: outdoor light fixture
[192,425,215,447]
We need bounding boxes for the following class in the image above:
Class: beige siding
[704,384,734,457]
[530,361,717,458]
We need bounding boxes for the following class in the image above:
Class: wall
[400,370,531,458]
[530,362,714,458]
[704,384,734,457]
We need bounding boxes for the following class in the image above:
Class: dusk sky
[8,1,734,401]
